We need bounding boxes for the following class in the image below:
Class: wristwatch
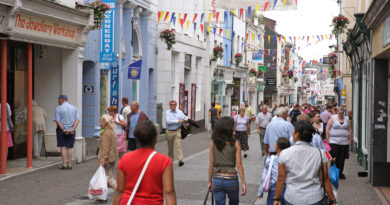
[273,198,281,201]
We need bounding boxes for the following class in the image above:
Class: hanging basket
[89,1,111,30]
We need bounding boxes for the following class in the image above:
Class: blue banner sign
[252,52,263,61]
[110,61,119,107]
[100,0,116,62]
[128,59,142,80]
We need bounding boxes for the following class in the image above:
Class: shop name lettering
[14,14,78,39]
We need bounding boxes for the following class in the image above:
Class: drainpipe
[118,2,124,103]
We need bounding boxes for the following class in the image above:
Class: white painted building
[157,0,209,131]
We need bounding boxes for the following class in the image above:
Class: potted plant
[249,68,257,76]
[89,0,111,29]
[160,29,176,50]
[331,14,349,36]
[234,53,243,65]
[213,46,224,59]
[258,69,264,77]
[328,53,337,65]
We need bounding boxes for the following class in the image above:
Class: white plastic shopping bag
[88,165,108,200]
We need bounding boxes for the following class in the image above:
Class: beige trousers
[166,129,183,161]
[104,162,117,189]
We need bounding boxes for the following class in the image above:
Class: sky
[264,0,339,61]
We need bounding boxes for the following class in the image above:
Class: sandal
[59,165,67,170]
[67,166,72,170]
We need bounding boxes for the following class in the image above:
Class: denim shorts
[56,127,75,148]
[212,176,239,205]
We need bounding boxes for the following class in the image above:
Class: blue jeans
[267,185,286,205]
[212,177,239,205]
[285,200,321,205]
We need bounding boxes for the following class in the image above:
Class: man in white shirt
[120,97,131,122]
[165,100,186,166]
[256,105,272,156]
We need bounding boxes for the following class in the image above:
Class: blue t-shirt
[129,112,140,138]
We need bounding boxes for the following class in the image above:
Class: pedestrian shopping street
[0,130,384,204]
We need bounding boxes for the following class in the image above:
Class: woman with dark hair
[274,121,336,205]
[113,120,176,205]
[209,102,220,130]
[258,138,290,205]
[208,117,246,205]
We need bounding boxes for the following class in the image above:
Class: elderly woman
[274,121,336,205]
[234,107,251,158]
[107,106,127,158]
[113,120,176,205]
[326,107,352,180]
[208,117,246,205]
[98,114,118,189]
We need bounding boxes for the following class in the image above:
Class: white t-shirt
[114,114,125,135]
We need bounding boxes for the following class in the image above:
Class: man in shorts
[54,95,80,170]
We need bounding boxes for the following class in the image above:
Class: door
[82,61,99,138]
[183,91,188,116]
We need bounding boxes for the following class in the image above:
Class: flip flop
[59,165,67,170]
[67,166,72,170]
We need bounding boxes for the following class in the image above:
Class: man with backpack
[290,104,302,125]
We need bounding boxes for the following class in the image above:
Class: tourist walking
[320,105,333,132]
[264,107,293,156]
[273,121,336,205]
[97,114,118,189]
[256,105,272,156]
[107,106,127,158]
[234,107,250,158]
[32,100,47,159]
[113,121,176,205]
[244,100,254,124]
[165,100,185,166]
[312,112,324,137]
[289,104,301,125]
[326,107,352,179]
[54,95,80,170]
[209,102,220,130]
[0,101,13,161]
[120,97,131,122]
[208,117,246,205]
[125,101,149,151]
[258,138,290,205]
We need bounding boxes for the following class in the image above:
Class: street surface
[0,128,383,205]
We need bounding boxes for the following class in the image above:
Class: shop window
[185,54,191,69]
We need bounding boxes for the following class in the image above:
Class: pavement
[0,127,386,205]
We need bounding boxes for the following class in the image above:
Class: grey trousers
[33,131,44,157]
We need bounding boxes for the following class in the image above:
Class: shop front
[0,0,93,173]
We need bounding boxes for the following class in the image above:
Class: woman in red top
[113,120,177,205]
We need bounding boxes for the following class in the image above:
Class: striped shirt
[278,141,328,205]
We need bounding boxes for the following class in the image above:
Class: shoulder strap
[318,148,326,193]
[127,151,157,205]
[266,155,275,176]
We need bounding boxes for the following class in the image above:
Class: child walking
[258,138,290,205]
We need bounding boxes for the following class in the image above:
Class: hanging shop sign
[110,61,119,107]
[128,59,142,80]
[11,12,82,47]
[100,0,116,62]
[252,52,263,62]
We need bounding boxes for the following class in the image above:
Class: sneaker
[179,161,184,167]
[340,173,346,179]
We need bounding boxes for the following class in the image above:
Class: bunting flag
[239,8,243,19]
[158,11,162,22]
[246,33,248,40]
[207,25,210,33]
[273,0,278,9]
[330,34,333,40]
[307,36,309,42]
[283,36,286,43]
[172,17,176,26]
[252,33,255,41]
[186,20,190,30]
[278,36,282,43]
[294,36,296,42]
[274,35,277,42]
[231,9,235,16]
[178,13,182,21]
[213,27,217,37]
[321,35,324,40]
[232,31,235,37]
[170,13,176,23]
[192,13,198,23]
[183,13,188,22]
[255,4,260,15]
[248,6,252,17]
[219,28,223,36]
[193,22,197,32]
[325,34,329,40]
[200,13,204,23]
[208,13,212,22]
[264,1,269,11]
[200,24,204,34]
[284,0,287,6]
[226,29,229,38]
[289,36,293,42]
[268,35,271,44]
[164,12,170,22]
[216,12,220,23]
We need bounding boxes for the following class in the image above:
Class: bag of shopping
[261,155,275,192]
[88,165,108,200]
[329,164,340,189]
[203,190,214,205]
[117,133,127,153]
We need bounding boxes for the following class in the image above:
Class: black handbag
[318,149,333,205]
[203,190,214,205]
